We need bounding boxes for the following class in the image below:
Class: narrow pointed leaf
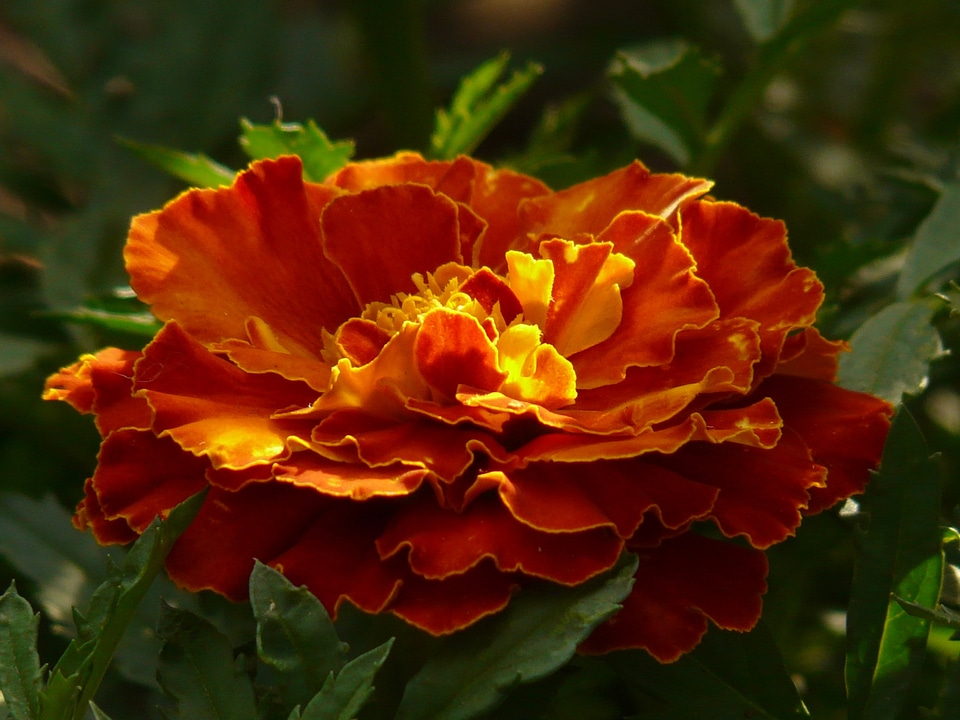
[0,583,42,720]
[88,703,115,720]
[249,562,345,708]
[846,410,943,720]
[119,138,235,188]
[837,300,943,404]
[239,119,354,182]
[733,0,796,43]
[299,639,394,720]
[897,183,960,298]
[609,40,721,166]
[46,307,162,336]
[607,621,809,720]
[395,552,637,720]
[156,606,258,720]
[429,52,543,160]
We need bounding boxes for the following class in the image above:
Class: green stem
[690,0,859,177]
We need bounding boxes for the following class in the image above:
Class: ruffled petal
[126,157,356,354]
[520,162,712,238]
[572,213,718,388]
[580,534,768,660]
[74,476,139,545]
[494,460,718,537]
[655,430,824,549]
[470,166,551,270]
[44,348,152,434]
[759,375,894,513]
[274,453,429,499]
[86,429,208,534]
[321,185,468,308]
[775,326,846,382]
[377,495,623,585]
[678,201,823,379]
[135,322,318,469]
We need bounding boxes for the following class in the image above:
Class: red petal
[520,162,711,238]
[580,534,767,660]
[678,201,823,379]
[328,153,473,196]
[135,322,317,469]
[377,495,623,585]
[573,212,718,388]
[471,168,551,270]
[89,429,208,533]
[389,561,516,635]
[494,460,718,537]
[775,327,846,382]
[414,309,507,400]
[321,185,466,308]
[44,348,152,434]
[459,267,524,322]
[656,430,825,549]
[166,482,332,601]
[274,453,429,499]
[126,157,356,355]
[332,318,392,366]
[759,375,893,513]
[74,476,138,545]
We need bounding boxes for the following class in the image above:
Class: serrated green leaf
[239,119,354,182]
[42,492,205,720]
[608,621,809,720]
[837,300,943,404]
[0,583,42,720]
[37,671,81,720]
[394,552,636,720]
[119,138,236,188]
[156,605,258,720]
[429,51,543,160]
[897,183,960,298]
[249,562,345,708]
[846,409,943,720]
[299,639,394,720]
[733,0,796,43]
[609,40,721,166]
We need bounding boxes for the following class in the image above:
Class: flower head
[45,152,892,661]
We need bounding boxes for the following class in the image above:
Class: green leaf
[156,605,259,720]
[249,562,345,709]
[608,39,721,166]
[88,702,115,720]
[505,93,591,174]
[429,51,543,160]
[837,300,943,404]
[0,583,42,720]
[846,409,944,720]
[897,183,960,298]
[46,307,162,337]
[607,621,809,720]
[394,552,637,720]
[299,639,394,720]
[239,119,354,182]
[40,492,205,720]
[893,596,960,630]
[119,138,236,188]
[733,0,796,43]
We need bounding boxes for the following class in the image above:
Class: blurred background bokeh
[2,1,960,717]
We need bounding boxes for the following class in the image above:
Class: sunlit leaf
[837,300,943,404]
[239,119,354,182]
[394,552,636,720]
[846,409,943,720]
[249,562,346,709]
[119,138,235,188]
[0,582,42,720]
[733,0,796,43]
[608,621,810,720]
[608,39,721,166]
[298,639,394,720]
[156,605,258,720]
[897,183,960,298]
[429,51,543,160]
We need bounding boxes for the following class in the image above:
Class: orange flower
[44,153,892,661]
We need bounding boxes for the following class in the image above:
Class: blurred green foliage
[2,0,960,718]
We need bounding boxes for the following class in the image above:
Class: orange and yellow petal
[126,157,356,355]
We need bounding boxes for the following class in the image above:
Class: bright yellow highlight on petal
[505,251,554,330]
[496,324,577,409]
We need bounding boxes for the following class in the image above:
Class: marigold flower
[44,153,892,661]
